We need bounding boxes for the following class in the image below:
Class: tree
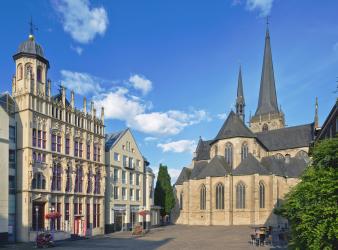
[275,138,338,250]
[154,164,175,217]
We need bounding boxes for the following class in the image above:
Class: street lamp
[35,206,39,241]
[50,206,55,240]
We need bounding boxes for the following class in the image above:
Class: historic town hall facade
[12,32,106,241]
[172,26,315,227]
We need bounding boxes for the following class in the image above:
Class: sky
[0,0,337,183]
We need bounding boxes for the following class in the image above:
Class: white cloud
[53,0,109,43]
[246,0,274,17]
[70,45,83,55]
[60,70,103,95]
[127,109,208,136]
[129,74,152,95]
[217,112,227,120]
[157,140,196,153]
[144,137,158,142]
[93,87,146,121]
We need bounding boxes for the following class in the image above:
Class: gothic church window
[51,162,62,191]
[215,183,224,210]
[241,142,249,160]
[225,143,233,168]
[259,182,265,208]
[200,184,206,210]
[25,64,33,78]
[262,123,269,132]
[236,182,246,209]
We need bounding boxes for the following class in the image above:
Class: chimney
[71,90,74,109]
[83,97,87,114]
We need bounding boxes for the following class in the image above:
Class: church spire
[314,97,319,128]
[236,66,245,122]
[255,19,279,116]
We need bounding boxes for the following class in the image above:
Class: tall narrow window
[43,131,46,149]
[57,135,61,152]
[79,142,83,158]
[86,204,90,229]
[200,184,206,210]
[241,142,249,160]
[17,64,23,80]
[94,170,101,194]
[33,129,37,147]
[65,138,70,155]
[65,167,71,192]
[236,182,246,209]
[225,143,233,168]
[37,66,42,82]
[179,192,183,210]
[74,141,79,157]
[86,143,90,160]
[51,162,61,191]
[38,130,42,148]
[93,145,97,161]
[87,169,92,194]
[74,166,83,193]
[215,183,224,209]
[259,182,265,209]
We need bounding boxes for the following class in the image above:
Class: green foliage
[275,138,338,250]
[154,164,175,217]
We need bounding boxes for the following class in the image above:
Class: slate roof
[256,123,314,151]
[105,129,128,151]
[175,167,192,185]
[255,28,279,116]
[261,156,308,178]
[174,153,308,185]
[17,37,45,58]
[52,92,71,106]
[233,154,270,176]
[193,138,212,161]
[214,111,256,141]
[190,160,208,179]
[196,156,231,179]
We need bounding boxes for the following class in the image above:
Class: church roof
[175,167,192,185]
[214,111,255,141]
[261,155,308,178]
[190,160,208,179]
[256,123,314,151]
[193,138,212,161]
[233,154,270,176]
[51,92,71,106]
[196,155,232,179]
[255,27,279,116]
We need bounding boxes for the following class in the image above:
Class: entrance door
[32,202,45,231]
[114,211,123,231]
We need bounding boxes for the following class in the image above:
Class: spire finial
[265,16,270,38]
[28,16,38,41]
[314,97,319,128]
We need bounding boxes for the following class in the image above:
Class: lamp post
[50,206,55,240]
[35,206,39,241]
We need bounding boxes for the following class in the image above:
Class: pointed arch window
[51,162,62,191]
[37,66,42,82]
[236,182,246,209]
[74,165,83,193]
[179,192,183,210]
[200,184,206,210]
[25,64,33,79]
[32,173,46,190]
[215,183,224,210]
[225,143,233,168]
[17,64,23,80]
[259,182,265,208]
[262,123,269,132]
[241,143,249,160]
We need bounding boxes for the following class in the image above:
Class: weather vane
[29,16,38,36]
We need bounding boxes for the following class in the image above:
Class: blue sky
[0,0,337,183]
